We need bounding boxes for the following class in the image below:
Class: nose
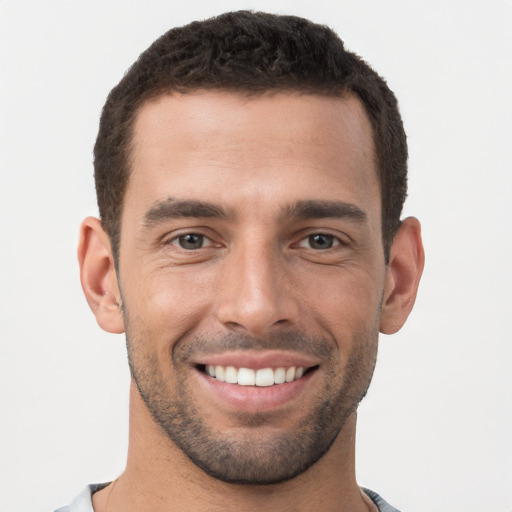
[215,242,300,336]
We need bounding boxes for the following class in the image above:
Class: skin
[79,91,424,511]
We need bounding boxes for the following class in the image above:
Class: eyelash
[167,233,217,250]
[165,231,345,251]
[297,233,342,250]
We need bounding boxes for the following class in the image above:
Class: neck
[93,382,370,512]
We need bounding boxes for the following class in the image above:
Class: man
[61,10,424,512]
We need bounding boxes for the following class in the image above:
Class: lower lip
[195,369,316,413]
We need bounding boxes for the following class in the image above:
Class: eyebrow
[143,197,367,227]
[280,200,367,222]
[143,197,232,226]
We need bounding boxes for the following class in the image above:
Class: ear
[78,217,125,334]
[380,217,425,334]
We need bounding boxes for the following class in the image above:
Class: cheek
[304,267,384,348]
[123,264,218,341]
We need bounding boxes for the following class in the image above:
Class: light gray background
[1,1,511,511]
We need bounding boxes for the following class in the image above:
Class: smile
[201,365,316,386]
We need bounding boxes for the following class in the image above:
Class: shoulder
[53,483,110,512]
[361,487,402,512]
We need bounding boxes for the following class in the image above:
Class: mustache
[173,331,333,364]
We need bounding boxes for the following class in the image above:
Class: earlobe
[380,217,425,335]
[78,217,125,334]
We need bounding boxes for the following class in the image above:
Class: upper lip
[192,350,320,370]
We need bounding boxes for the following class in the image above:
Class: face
[118,91,387,484]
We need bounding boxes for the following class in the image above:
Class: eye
[299,233,340,250]
[170,233,213,250]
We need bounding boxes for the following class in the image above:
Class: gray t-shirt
[54,483,401,511]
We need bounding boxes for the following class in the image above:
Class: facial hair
[125,322,378,485]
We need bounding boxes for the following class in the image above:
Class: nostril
[224,321,245,332]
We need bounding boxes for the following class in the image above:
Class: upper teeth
[205,365,305,386]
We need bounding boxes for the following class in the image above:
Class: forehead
[126,91,379,223]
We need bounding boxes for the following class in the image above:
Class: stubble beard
[125,321,378,485]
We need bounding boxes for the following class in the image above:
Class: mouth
[197,364,319,387]
[191,351,322,412]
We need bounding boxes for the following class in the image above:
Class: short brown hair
[94,11,407,263]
